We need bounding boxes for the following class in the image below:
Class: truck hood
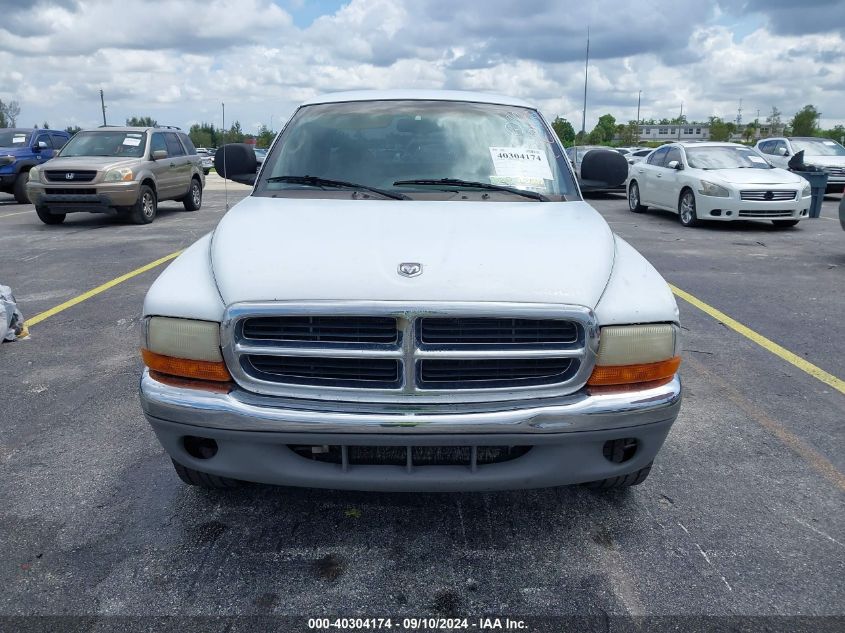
[709,167,803,185]
[37,156,138,171]
[211,197,616,308]
[803,155,845,168]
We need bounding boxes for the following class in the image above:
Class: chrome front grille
[222,302,598,403]
[739,190,797,201]
[826,167,845,177]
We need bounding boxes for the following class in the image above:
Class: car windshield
[685,146,772,169]
[790,138,845,157]
[256,100,577,200]
[0,130,31,147]
[59,131,147,158]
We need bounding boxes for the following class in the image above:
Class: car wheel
[678,189,699,227]
[182,178,202,211]
[772,219,800,228]
[628,181,648,213]
[13,171,30,204]
[35,205,66,225]
[171,459,242,490]
[582,462,652,489]
[130,185,157,224]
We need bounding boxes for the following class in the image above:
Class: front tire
[628,181,648,212]
[129,184,157,224]
[35,206,65,225]
[13,171,30,204]
[772,219,800,228]
[171,459,242,490]
[583,462,653,489]
[678,189,699,227]
[182,178,202,211]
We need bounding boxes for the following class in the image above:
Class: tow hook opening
[603,438,638,463]
[183,436,218,460]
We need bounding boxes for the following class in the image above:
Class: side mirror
[777,147,789,156]
[579,149,629,189]
[36,141,50,151]
[151,149,167,160]
[215,144,257,185]
[667,160,683,170]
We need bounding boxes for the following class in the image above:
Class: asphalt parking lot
[1,176,843,626]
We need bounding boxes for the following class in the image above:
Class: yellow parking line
[26,251,182,327]
[670,284,845,395]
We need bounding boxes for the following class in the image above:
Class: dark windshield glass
[791,138,845,157]
[686,146,772,169]
[59,131,147,157]
[0,130,32,147]
[256,100,577,200]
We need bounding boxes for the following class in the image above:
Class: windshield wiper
[393,178,550,201]
[265,175,409,200]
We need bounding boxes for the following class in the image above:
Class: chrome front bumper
[139,370,682,435]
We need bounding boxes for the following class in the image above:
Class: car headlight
[0,155,16,167]
[103,167,134,182]
[141,317,230,382]
[28,166,42,183]
[588,324,681,387]
[698,180,731,197]
[801,181,812,197]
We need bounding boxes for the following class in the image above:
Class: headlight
[588,324,681,387]
[28,166,42,183]
[141,317,230,382]
[103,167,134,182]
[801,181,811,197]
[0,155,16,166]
[698,180,730,197]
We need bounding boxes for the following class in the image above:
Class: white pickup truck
[139,90,682,492]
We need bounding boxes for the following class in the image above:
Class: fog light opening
[183,436,218,460]
[725,210,733,216]
[603,438,638,464]
[710,209,722,217]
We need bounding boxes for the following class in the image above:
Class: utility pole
[736,98,743,127]
[678,102,683,140]
[100,89,107,126]
[580,25,590,137]
[636,90,641,143]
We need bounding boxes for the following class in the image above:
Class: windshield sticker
[12,135,26,144]
[122,137,141,146]
[490,147,553,180]
[490,175,549,193]
[748,155,767,164]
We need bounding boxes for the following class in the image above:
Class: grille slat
[43,188,97,195]
[246,355,401,387]
[420,317,577,345]
[418,358,574,388]
[44,170,97,182]
[242,316,397,343]
[738,209,795,217]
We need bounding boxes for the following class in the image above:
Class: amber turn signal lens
[141,348,231,382]
[587,356,681,387]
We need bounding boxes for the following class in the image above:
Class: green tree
[594,113,616,143]
[189,122,216,148]
[0,99,21,127]
[790,105,820,137]
[766,107,783,136]
[256,124,276,148]
[821,124,844,143]
[221,120,245,144]
[551,116,575,146]
[65,125,82,136]
[42,121,50,129]
[126,116,158,127]
[587,128,605,144]
[617,120,639,145]
[742,121,758,143]
[708,116,736,142]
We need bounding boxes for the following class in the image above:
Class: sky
[1,0,844,136]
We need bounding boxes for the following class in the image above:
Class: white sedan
[626,142,812,227]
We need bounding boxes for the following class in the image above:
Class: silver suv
[26,126,205,225]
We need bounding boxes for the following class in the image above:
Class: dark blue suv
[0,128,71,203]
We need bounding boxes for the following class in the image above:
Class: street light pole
[636,90,641,142]
[581,25,590,137]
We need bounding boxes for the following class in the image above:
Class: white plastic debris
[0,284,26,342]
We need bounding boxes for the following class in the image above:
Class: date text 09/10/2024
[308,617,528,630]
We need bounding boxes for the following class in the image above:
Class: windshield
[256,100,577,200]
[59,131,148,158]
[0,130,31,147]
[685,146,772,169]
[790,138,845,157]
